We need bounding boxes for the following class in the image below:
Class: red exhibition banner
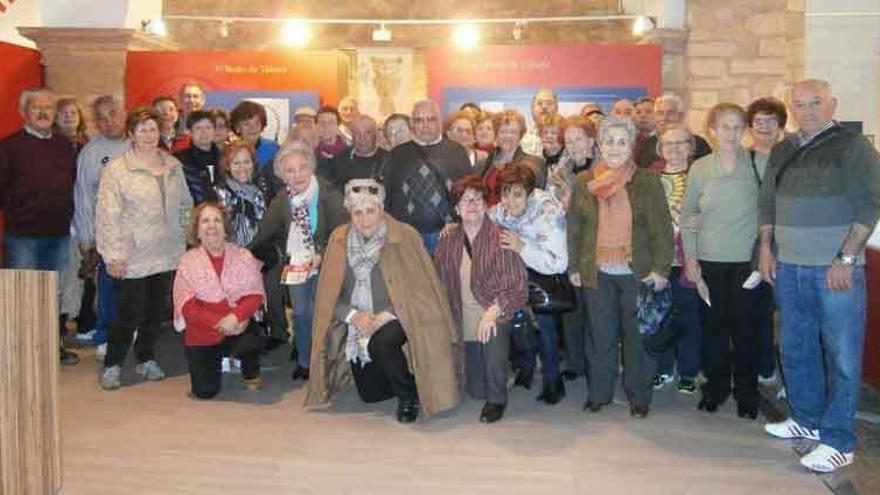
[0,41,42,138]
[125,50,342,108]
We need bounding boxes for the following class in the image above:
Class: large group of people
[1,77,878,474]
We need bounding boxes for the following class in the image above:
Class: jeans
[420,232,440,255]
[534,313,560,384]
[94,260,116,345]
[776,263,866,453]
[4,234,68,271]
[657,268,702,379]
[755,283,777,378]
[288,276,317,368]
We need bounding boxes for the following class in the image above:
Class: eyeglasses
[459,195,484,205]
[661,140,690,147]
[351,185,380,195]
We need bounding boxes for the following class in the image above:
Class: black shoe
[697,397,719,413]
[630,403,649,418]
[479,402,506,423]
[396,398,420,424]
[263,337,286,352]
[583,400,608,413]
[560,370,579,381]
[289,345,299,362]
[291,365,310,381]
[737,404,758,420]
[537,377,566,405]
[513,370,533,390]
[60,348,79,366]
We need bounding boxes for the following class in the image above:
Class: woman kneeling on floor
[173,202,266,398]
[305,179,459,423]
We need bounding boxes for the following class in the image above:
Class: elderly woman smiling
[305,179,459,423]
[568,116,673,418]
[173,202,266,398]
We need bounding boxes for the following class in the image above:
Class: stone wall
[684,0,804,132]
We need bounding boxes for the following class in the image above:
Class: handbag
[527,268,576,314]
[637,280,679,357]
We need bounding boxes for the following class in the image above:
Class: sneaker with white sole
[652,374,673,390]
[95,343,107,363]
[100,365,122,390]
[134,360,165,381]
[799,444,853,473]
[76,329,97,342]
[758,371,778,387]
[764,418,820,441]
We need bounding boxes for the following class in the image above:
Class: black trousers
[186,335,261,399]
[699,261,760,408]
[350,320,417,403]
[105,271,173,368]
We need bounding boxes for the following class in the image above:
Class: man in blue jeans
[0,88,79,365]
[758,79,880,473]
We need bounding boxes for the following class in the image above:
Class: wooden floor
[58,335,830,495]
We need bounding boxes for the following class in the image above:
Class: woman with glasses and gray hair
[568,116,673,418]
[305,179,459,423]
[249,140,347,381]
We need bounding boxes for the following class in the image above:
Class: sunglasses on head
[351,185,380,195]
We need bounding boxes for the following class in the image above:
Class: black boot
[479,402,506,423]
[537,376,566,405]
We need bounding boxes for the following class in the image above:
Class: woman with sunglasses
[305,179,459,424]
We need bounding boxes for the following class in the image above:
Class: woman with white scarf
[249,140,347,381]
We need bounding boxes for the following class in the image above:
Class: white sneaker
[76,329,97,341]
[94,343,107,363]
[135,360,165,381]
[799,444,853,473]
[758,371,778,386]
[100,365,122,390]
[764,418,820,441]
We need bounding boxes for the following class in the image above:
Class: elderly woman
[435,175,527,423]
[249,140,347,380]
[96,107,193,390]
[152,96,179,151]
[230,100,280,171]
[173,202,266,398]
[306,179,458,423]
[54,97,88,151]
[474,111,496,154]
[568,116,673,418]
[488,163,568,404]
[539,113,566,167]
[682,103,764,419]
[214,142,267,247]
[647,126,702,394]
[549,117,597,210]
[444,110,489,170]
[483,109,546,205]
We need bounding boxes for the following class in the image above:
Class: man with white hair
[636,93,711,167]
[384,100,470,252]
[760,79,880,473]
[521,88,559,156]
[0,88,79,365]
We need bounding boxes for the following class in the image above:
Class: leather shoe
[583,400,608,413]
[513,370,533,390]
[479,402,506,423]
[291,365,310,381]
[697,397,719,413]
[396,398,420,424]
[630,403,649,418]
[537,377,566,405]
[560,370,580,381]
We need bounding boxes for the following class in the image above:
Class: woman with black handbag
[488,162,570,404]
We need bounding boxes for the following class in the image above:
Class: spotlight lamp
[632,15,655,36]
[141,19,168,37]
[219,20,230,39]
[452,23,480,50]
[281,18,311,47]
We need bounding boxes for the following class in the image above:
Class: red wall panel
[864,249,880,389]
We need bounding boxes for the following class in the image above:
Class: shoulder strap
[748,149,761,186]
[462,229,474,259]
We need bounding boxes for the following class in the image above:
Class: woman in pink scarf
[173,202,266,399]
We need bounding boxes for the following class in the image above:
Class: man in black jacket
[174,110,220,204]
[322,115,388,189]
[636,93,712,167]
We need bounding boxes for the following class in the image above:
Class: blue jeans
[94,260,116,345]
[535,313,560,383]
[4,234,68,271]
[657,269,701,379]
[288,276,317,368]
[776,263,866,453]
[420,232,440,255]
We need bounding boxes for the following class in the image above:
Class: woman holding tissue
[305,179,459,424]
[249,140,347,381]
[681,103,763,419]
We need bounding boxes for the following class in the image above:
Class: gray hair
[656,125,696,158]
[597,116,638,146]
[19,88,54,114]
[655,93,685,113]
[412,99,440,115]
[273,139,317,179]
[344,179,386,211]
[91,94,122,115]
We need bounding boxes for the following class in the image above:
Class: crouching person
[305,179,459,423]
[173,202,266,398]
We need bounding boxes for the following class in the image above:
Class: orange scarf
[587,160,636,266]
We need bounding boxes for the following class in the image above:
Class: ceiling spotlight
[372,23,392,42]
[632,15,655,36]
[141,19,168,37]
[219,20,230,39]
[452,23,480,50]
[512,20,525,41]
[281,19,311,47]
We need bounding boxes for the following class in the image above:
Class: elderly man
[610,98,635,118]
[322,114,389,189]
[72,95,129,356]
[315,105,347,161]
[760,80,880,473]
[385,100,470,253]
[177,83,206,134]
[0,88,79,365]
[521,88,558,156]
[383,113,412,150]
[337,96,359,143]
[294,106,317,131]
[633,96,656,139]
[636,93,711,167]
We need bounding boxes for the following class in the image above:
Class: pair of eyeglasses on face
[459,196,483,205]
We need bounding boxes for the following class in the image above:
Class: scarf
[285,175,319,280]
[588,160,636,267]
[344,222,388,366]
[224,177,266,246]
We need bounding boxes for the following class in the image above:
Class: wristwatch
[835,252,860,266]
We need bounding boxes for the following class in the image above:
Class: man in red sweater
[0,88,79,365]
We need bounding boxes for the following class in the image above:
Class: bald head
[412,100,441,143]
[352,114,379,156]
[791,79,836,134]
[532,88,558,123]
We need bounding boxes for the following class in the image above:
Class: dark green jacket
[567,168,674,289]
[248,177,348,267]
